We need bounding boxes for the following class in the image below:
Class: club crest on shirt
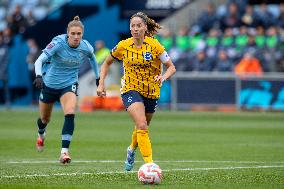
[144,52,152,61]
[47,42,55,49]
[79,52,84,58]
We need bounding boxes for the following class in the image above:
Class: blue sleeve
[34,53,49,76]
[42,37,61,57]
[89,54,100,79]
[83,39,100,79]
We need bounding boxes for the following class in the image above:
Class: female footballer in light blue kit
[33,16,100,164]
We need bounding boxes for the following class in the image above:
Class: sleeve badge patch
[47,42,55,49]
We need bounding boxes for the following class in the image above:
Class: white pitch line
[6,160,124,164]
[1,165,284,179]
[170,165,284,171]
[6,160,284,164]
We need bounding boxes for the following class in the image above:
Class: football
[137,163,162,185]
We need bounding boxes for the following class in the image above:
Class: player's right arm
[33,37,61,89]
[97,41,124,97]
[96,54,114,97]
[34,53,49,77]
[33,53,49,89]
[34,37,61,77]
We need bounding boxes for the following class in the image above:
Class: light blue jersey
[40,34,99,89]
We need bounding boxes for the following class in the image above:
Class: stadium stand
[158,0,284,73]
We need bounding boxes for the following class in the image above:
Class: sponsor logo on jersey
[131,63,149,69]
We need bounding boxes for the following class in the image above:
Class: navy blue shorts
[39,83,78,103]
[121,90,158,113]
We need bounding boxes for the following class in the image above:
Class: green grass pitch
[0,110,284,188]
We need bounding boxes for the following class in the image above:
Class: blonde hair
[130,12,162,37]
[67,16,84,32]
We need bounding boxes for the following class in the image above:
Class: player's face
[130,17,147,39]
[67,26,83,48]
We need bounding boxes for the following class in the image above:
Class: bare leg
[127,102,153,163]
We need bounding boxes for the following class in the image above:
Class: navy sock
[61,114,75,148]
[37,118,47,135]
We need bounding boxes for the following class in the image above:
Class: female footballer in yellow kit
[97,12,176,171]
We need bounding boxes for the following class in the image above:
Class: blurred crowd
[0,0,68,44]
[156,0,284,74]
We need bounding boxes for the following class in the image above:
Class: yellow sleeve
[111,40,124,61]
[153,38,165,56]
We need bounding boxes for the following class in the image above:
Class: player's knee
[41,117,50,124]
[64,109,75,115]
[136,120,148,130]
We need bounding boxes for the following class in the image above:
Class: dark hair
[130,12,162,37]
[67,16,84,32]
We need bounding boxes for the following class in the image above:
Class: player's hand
[154,75,165,87]
[96,77,100,87]
[97,84,106,97]
[33,75,44,89]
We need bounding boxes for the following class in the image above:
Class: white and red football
[137,163,162,185]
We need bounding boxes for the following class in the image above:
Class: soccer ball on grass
[137,162,162,185]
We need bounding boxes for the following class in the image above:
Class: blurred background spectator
[0,31,10,107]
[219,2,242,31]
[191,50,212,72]
[234,51,263,76]
[278,3,284,28]
[216,49,233,72]
[26,38,41,104]
[9,4,27,34]
[193,2,218,33]
[256,3,277,29]
[94,40,110,66]
[241,4,260,28]
[93,39,120,87]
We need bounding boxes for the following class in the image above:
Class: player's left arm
[160,51,176,81]
[89,54,100,86]
[84,40,100,85]
[154,51,176,85]
[89,54,100,79]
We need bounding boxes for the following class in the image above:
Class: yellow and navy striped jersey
[111,36,165,99]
